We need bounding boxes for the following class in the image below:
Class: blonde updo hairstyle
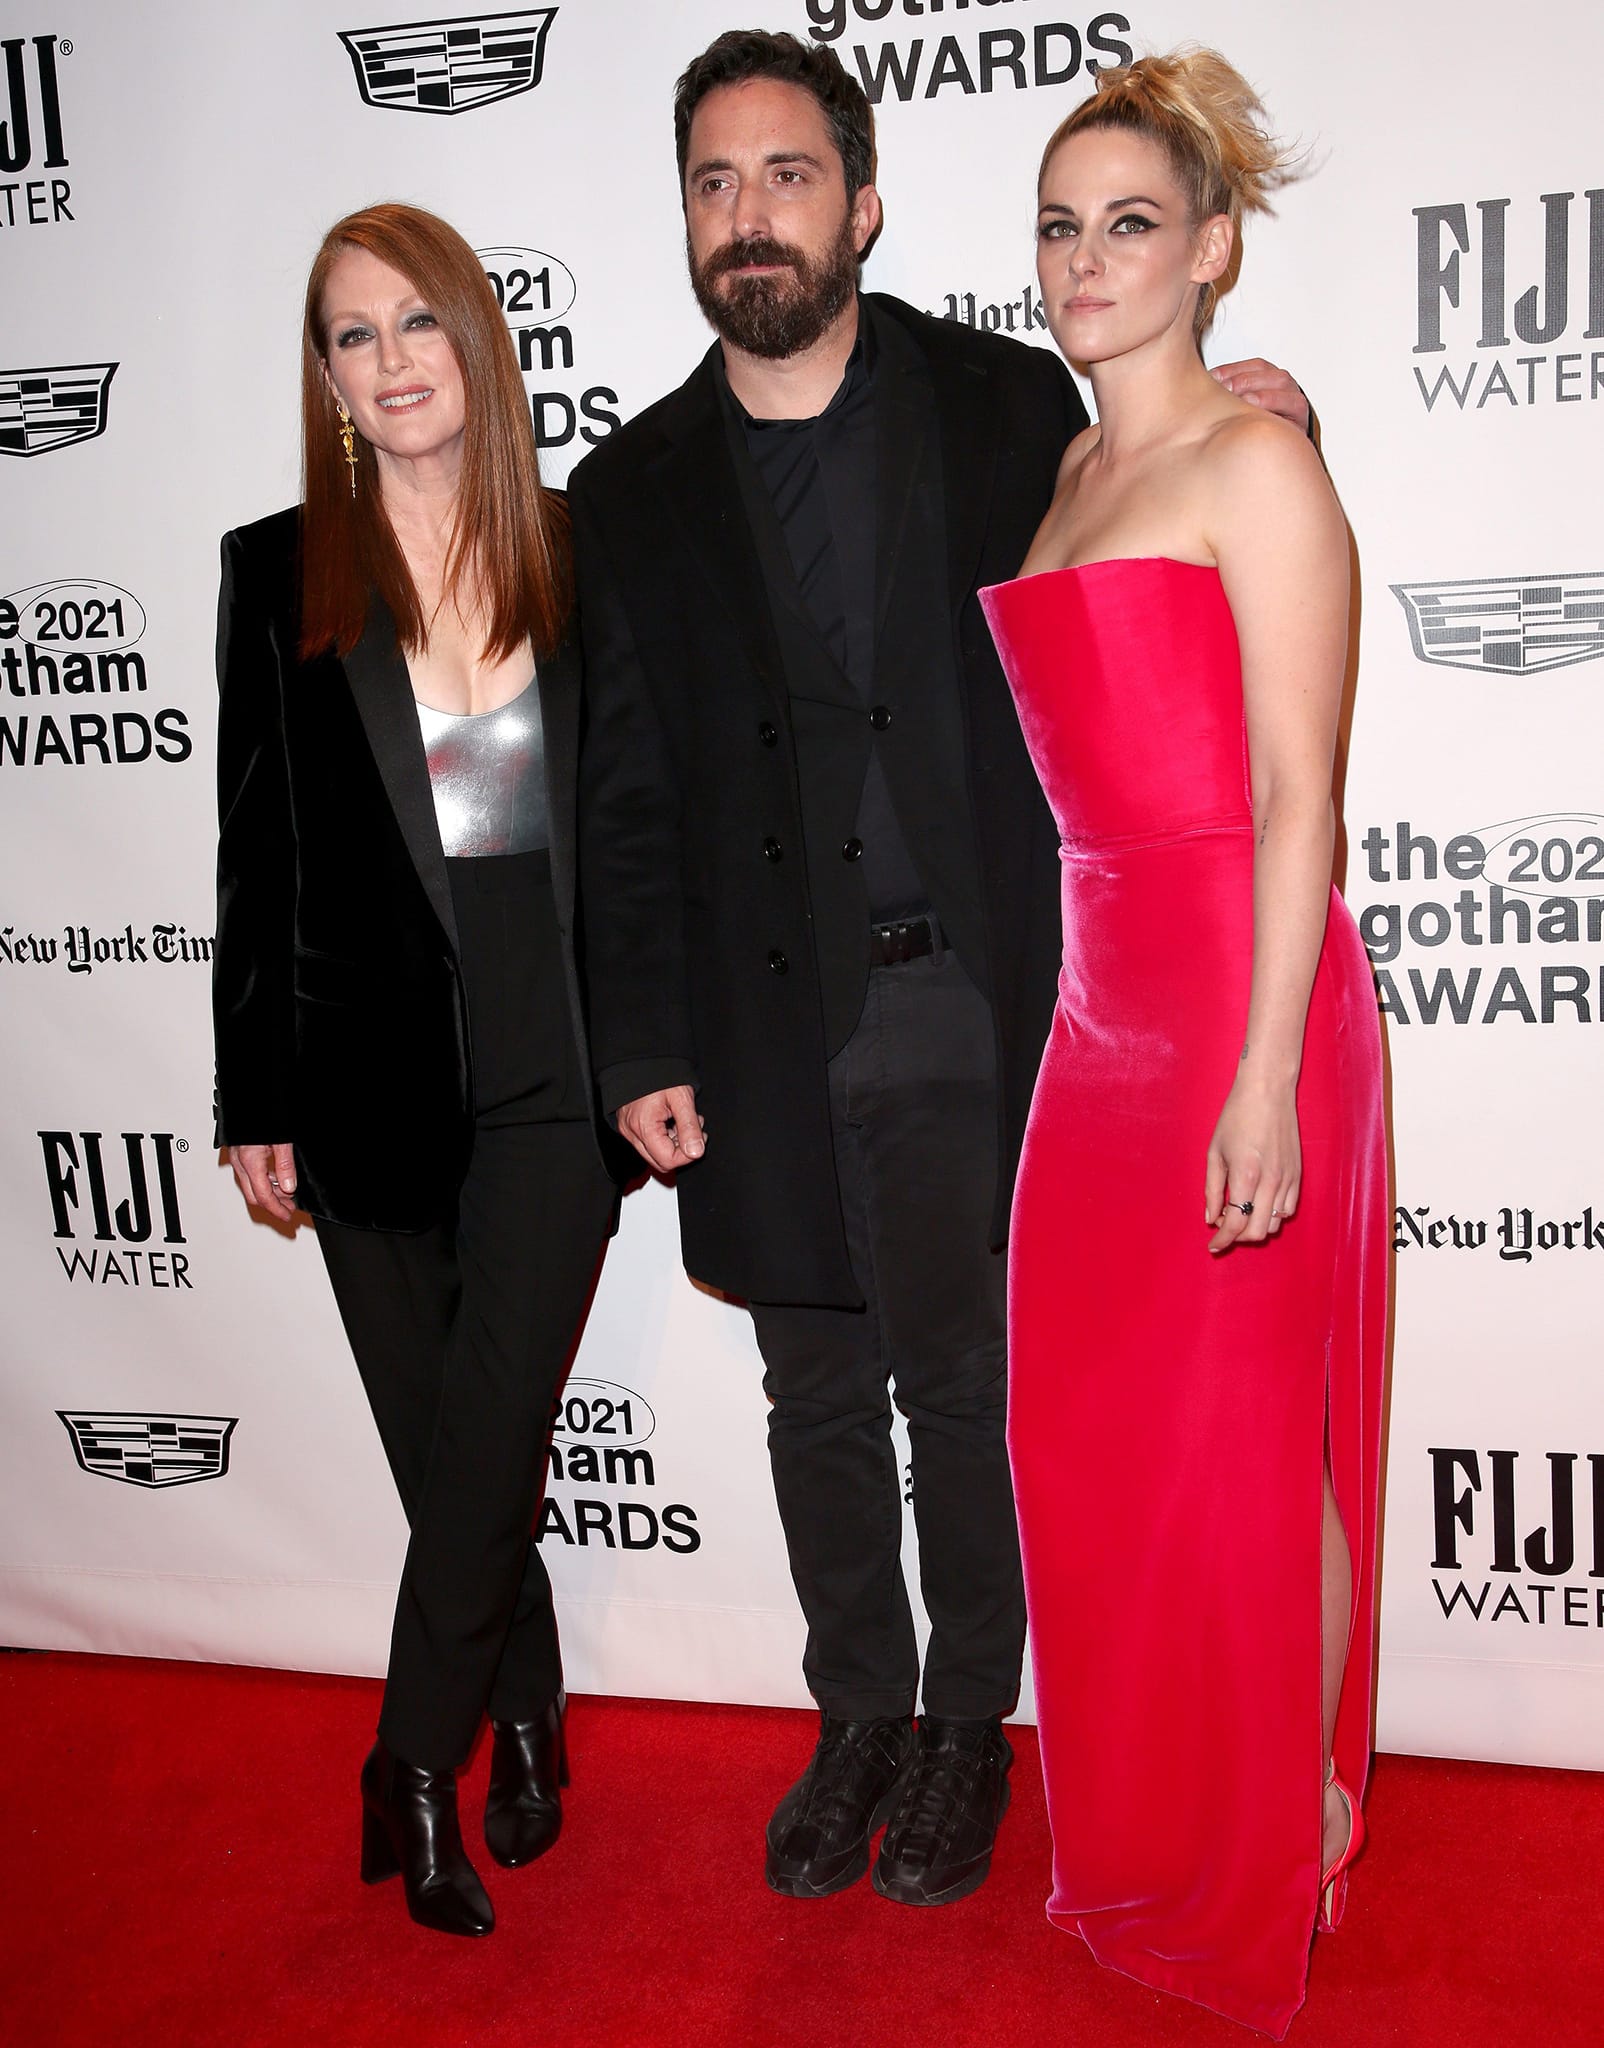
[1039,48,1299,337]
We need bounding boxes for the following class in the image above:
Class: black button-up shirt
[720,308,927,922]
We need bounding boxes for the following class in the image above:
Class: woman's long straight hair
[298,202,571,663]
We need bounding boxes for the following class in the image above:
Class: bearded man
[570,28,1309,1905]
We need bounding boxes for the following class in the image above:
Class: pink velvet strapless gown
[980,559,1386,2038]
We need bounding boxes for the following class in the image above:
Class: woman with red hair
[213,204,623,1937]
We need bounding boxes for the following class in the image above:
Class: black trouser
[316,851,614,1771]
[749,940,1024,1724]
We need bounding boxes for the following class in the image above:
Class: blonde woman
[981,54,1384,2034]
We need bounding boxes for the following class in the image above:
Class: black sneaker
[872,1717,1013,1906]
[765,1714,917,1899]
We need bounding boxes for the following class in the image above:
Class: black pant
[749,941,1024,1722]
[316,852,614,1770]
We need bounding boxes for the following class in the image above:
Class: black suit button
[768,948,789,975]
[869,704,892,731]
[841,837,863,862]
[758,721,779,747]
[763,836,783,862]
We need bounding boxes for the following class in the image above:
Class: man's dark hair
[674,30,875,200]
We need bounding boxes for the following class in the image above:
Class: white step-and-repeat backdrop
[2,1,1600,1770]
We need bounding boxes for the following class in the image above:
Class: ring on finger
[1229,1199,1254,1216]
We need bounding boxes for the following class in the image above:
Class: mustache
[701,236,802,280]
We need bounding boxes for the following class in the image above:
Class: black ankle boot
[360,1741,495,1936]
[484,1694,569,1868]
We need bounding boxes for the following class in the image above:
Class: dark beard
[688,218,860,359]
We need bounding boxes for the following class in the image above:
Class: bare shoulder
[1054,422,1100,490]
[1200,409,1342,564]
[1202,408,1332,510]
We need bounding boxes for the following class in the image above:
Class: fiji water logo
[0,30,75,228]
[40,1131,194,1289]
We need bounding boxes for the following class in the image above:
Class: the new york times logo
[1,919,212,972]
[0,578,191,768]
[40,1131,193,1290]
[1358,813,1604,1026]
[538,1378,700,1553]
[1413,187,1604,413]
[1430,1448,1604,1632]
[477,245,620,459]
[1396,1203,1604,1262]
[804,1,1133,103]
[0,31,73,228]
[933,283,1053,336]
[340,9,556,116]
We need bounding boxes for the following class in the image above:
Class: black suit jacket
[723,308,990,1053]
[571,296,1089,1305]
[212,504,621,1230]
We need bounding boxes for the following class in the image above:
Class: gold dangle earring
[336,398,358,497]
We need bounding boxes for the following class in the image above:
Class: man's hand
[617,1085,706,1173]
[1210,358,1310,433]
[229,1141,298,1223]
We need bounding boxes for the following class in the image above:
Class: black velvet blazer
[212,504,621,1231]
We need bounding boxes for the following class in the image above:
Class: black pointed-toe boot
[483,1694,569,1868]
[359,1741,495,1936]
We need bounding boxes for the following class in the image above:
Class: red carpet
[1,1652,1597,2047]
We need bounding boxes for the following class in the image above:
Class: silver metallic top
[414,676,549,858]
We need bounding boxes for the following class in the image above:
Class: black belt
[867,913,941,967]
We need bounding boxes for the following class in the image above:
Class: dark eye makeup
[1036,210,1160,241]
[331,308,438,349]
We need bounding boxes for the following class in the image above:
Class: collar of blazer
[643,294,1004,689]
[340,595,460,954]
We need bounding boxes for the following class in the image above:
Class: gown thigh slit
[982,559,1386,2038]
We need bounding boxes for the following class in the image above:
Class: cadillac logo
[0,362,117,458]
[339,9,556,115]
[57,1410,237,1489]
[1392,574,1604,676]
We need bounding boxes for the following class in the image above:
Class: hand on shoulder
[1208,358,1310,433]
